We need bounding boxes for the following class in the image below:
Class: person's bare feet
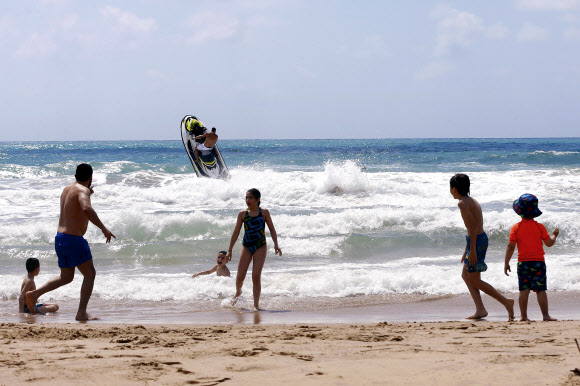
[253,306,262,312]
[25,292,37,315]
[520,317,531,322]
[543,316,557,321]
[75,313,99,321]
[230,290,242,306]
[505,298,515,321]
[466,311,488,319]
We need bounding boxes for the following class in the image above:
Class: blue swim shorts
[464,232,488,273]
[517,261,547,292]
[55,232,93,268]
[24,303,44,314]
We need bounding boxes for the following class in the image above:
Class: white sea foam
[2,253,578,304]
[1,164,580,254]
[315,160,369,194]
[531,150,580,156]
[2,142,579,315]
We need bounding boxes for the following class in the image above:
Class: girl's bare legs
[232,247,253,305]
[519,289,530,321]
[536,291,557,321]
[462,264,488,319]
[250,246,267,311]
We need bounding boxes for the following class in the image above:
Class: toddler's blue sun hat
[513,193,542,219]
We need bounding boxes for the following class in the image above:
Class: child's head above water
[450,173,470,196]
[217,251,228,265]
[25,258,40,274]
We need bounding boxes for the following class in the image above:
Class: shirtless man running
[193,127,218,162]
[26,163,115,321]
[450,173,514,321]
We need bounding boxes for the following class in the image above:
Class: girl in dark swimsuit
[226,188,282,311]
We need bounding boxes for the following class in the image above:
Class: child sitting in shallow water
[192,251,231,278]
[19,258,59,315]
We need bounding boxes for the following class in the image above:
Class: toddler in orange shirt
[504,194,559,321]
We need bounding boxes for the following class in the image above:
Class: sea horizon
[2,136,580,143]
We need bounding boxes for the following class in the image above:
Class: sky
[1,0,580,140]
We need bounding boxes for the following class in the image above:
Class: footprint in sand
[186,377,231,385]
[276,351,314,361]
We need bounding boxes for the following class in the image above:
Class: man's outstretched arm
[79,190,116,242]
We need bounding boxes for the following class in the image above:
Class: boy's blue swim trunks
[464,232,488,273]
[517,261,547,292]
[55,232,93,268]
[24,303,44,314]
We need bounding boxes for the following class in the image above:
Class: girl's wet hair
[247,188,261,207]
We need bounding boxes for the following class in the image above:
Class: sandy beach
[2,320,580,385]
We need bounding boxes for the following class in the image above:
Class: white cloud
[146,69,168,91]
[0,16,17,45]
[296,65,316,79]
[414,60,454,80]
[60,14,78,31]
[517,22,549,41]
[338,34,389,59]
[516,0,580,11]
[563,13,580,22]
[245,14,283,30]
[565,26,580,39]
[359,34,388,57]
[39,0,71,6]
[15,33,56,57]
[101,6,157,34]
[431,6,484,56]
[182,2,291,46]
[429,4,456,20]
[486,23,510,39]
[186,11,240,45]
[146,69,167,81]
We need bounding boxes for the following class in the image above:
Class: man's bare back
[58,183,92,236]
[202,132,218,148]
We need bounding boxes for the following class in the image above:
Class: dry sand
[1,321,580,385]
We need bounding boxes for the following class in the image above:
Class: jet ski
[180,115,229,179]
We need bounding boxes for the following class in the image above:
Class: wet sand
[3,292,580,384]
[1,320,580,385]
[3,291,580,325]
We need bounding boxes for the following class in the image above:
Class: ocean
[1,138,579,323]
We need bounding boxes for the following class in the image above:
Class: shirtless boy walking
[450,174,514,320]
[26,163,115,321]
